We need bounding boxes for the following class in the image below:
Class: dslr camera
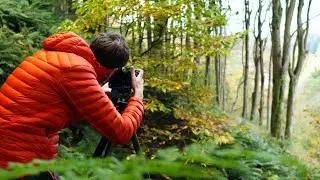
[108,67,140,93]
[108,67,140,106]
[94,66,144,160]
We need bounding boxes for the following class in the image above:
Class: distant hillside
[307,33,320,54]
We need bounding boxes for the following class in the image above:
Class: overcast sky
[226,0,320,36]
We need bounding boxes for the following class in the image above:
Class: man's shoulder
[30,49,94,70]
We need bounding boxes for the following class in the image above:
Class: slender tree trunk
[191,38,201,86]
[186,33,192,83]
[194,41,200,64]
[259,40,265,126]
[242,0,251,120]
[285,0,312,139]
[67,0,73,14]
[172,18,176,53]
[258,0,265,126]
[251,40,260,121]
[138,16,143,54]
[267,51,272,129]
[214,23,224,106]
[215,55,221,105]
[147,16,152,49]
[219,0,225,109]
[172,32,177,57]
[205,26,212,87]
[251,0,263,122]
[205,56,211,86]
[186,34,190,48]
[223,54,227,111]
[160,21,167,58]
[180,24,183,54]
[286,76,298,138]
[132,26,136,52]
[270,0,283,138]
[194,3,201,66]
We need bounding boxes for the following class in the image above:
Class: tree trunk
[192,39,201,86]
[242,0,251,120]
[271,0,295,138]
[186,33,192,83]
[285,0,312,139]
[214,21,224,107]
[259,40,265,126]
[194,41,200,64]
[180,23,183,54]
[132,26,136,52]
[267,51,272,129]
[270,0,283,138]
[205,56,211,86]
[215,55,221,105]
[138,16,143,54]
[251,40,260,121]
[147,16,152,49]
[279,0,296,137]
[276,0,296,135]
[186,34,190,48]
[67,0,75,14]
[286,76,298,138]
[258,0,265,126]
[223,54,227,111]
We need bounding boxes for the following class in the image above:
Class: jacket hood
[42,32,109,81]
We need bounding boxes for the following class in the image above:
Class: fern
[2,128,319,180]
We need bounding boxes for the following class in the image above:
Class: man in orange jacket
[0,32,144,179]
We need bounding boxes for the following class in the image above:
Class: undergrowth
[1,126,319,180]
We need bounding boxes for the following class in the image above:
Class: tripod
[93,91,151,179]
[93,101,142,157]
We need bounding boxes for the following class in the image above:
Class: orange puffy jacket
[0,32,144,168]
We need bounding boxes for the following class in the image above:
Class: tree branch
[289,38,297,77]
[139,18,169,57]
[231,75,244,112]
[291,12,319,39]
[304,0,312,53]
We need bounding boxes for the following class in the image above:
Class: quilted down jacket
[0,32,144,168]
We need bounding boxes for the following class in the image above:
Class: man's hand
[102,82,112,94]
[131,68,144,101]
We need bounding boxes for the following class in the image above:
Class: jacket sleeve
[59,65,144,144]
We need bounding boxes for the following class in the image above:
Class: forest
[0,0,320,179]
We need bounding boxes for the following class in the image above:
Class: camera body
[108,67,132,94]
[108,67,139,94]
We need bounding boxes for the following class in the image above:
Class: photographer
[0,32,144,179]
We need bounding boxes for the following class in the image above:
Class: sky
[225,0,320,36]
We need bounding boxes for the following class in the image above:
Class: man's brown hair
[90,32,129,69]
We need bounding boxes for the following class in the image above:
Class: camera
[94,67,145,165]
[108,67,139,94]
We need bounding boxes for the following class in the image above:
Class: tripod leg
[131,133,141,154]
[93,137,108,157]
[131,134,151,179]
[103,141,113,157]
